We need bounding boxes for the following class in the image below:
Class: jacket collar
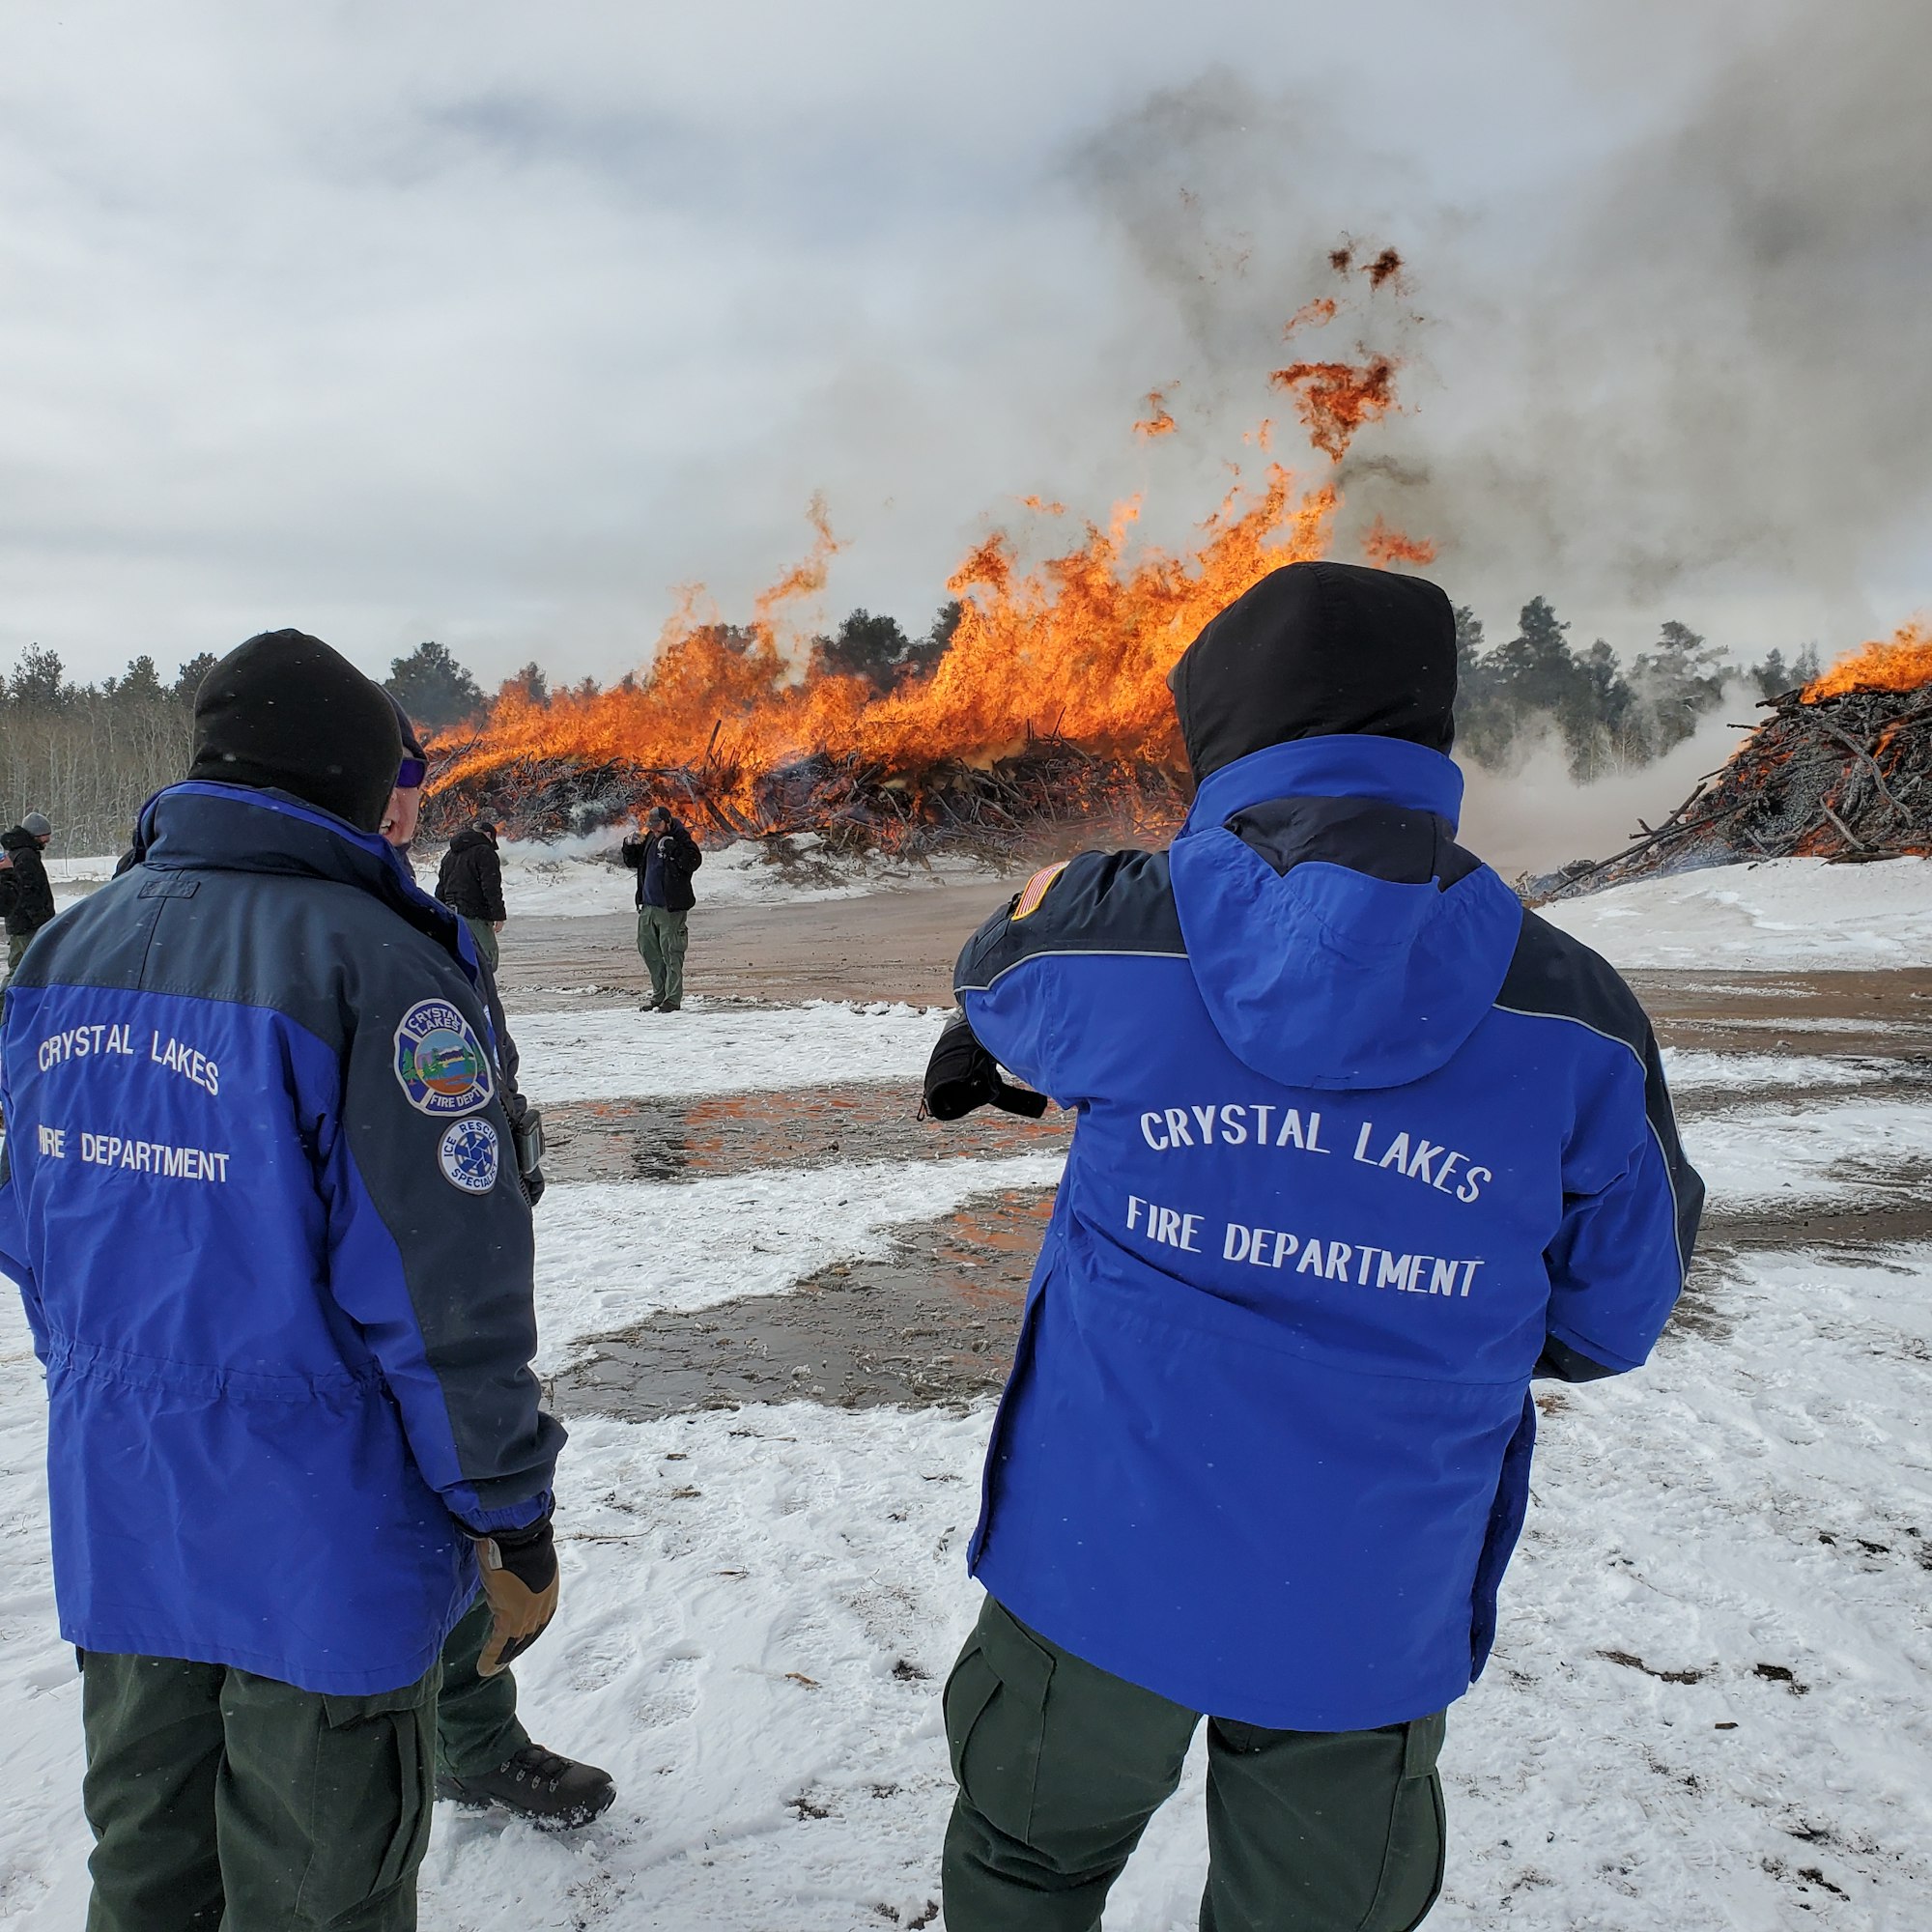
[1184,735,1463,836]
[135,781,483,988]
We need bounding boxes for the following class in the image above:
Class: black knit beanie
[387,692,426,763]
[189,630,403,833]
[1167,561,1457,781]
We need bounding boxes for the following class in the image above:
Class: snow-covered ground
[43,855,121,915]
[468,836,1002,921]
[534,1155,1065,1373]
[40,835,1001,919]
[515,1001,948,1104]
[46,840,1932,971]
[1659,1049,1900,1093]
[6,875,1932,1927]
[1542,857,1932,970]
[3,1236,1927,1928]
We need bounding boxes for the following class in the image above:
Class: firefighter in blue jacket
[927,561,1703,1931]
[0,631,565,1929]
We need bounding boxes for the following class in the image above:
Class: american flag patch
[1012,861,1069,922]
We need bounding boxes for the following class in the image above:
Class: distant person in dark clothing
[437,819,508,972]
[619,805,701,1011]
[0,811,56,978]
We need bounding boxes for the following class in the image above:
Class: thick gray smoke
[1065,0,1932,634]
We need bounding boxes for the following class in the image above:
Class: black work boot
[436,1745,617,1830]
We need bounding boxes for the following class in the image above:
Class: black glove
[470,1515,558,1677]
[923,1013,1049,1121]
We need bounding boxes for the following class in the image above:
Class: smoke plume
[1066,0,1932,628]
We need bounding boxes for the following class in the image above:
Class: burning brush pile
[1539,623,1932,900]
[425,251,1425,858]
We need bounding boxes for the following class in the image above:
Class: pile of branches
[423,729,1190,860]
[1537,685,1932,901]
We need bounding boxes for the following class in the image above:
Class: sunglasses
[396,756,428,790]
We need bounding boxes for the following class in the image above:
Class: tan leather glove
[471,1517,559,1677]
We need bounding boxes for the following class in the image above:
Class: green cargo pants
[80,1649,438,1932]
[435,1595,532,1777]
[463,917,499,973]
[637,905,688,1009]
[6,929,30,976]
[943,1597,1446,1932]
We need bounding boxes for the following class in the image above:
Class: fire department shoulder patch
[393,1000,494,1117]
[1011,861,1069,923]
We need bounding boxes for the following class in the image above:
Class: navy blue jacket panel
[0,783,562,1694]
[955,735,1701,1731]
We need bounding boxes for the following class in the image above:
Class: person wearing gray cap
[0,810,55,978]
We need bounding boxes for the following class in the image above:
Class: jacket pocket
[943,1599,1056,1843]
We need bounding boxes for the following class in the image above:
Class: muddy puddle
[541,1082,1068,1184]
[1636,967,1932,1055]
[551,1188,1053,1418]
[551,1179,1929,1419]
[539,1065,1931,1186]
[526,951,1932,1417]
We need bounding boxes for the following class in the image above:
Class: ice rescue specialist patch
[393,1000,494,1117]
[438,1117,500,1193]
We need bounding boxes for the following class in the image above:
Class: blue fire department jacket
[0,783,563,1695]
[956,734,1702,1730]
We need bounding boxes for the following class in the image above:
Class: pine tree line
[1456,600,1817,781]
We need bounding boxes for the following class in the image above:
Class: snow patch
[1540,857,1932,970]
[3,1238,1929,1927]
[418,836,1005,922]
[535,1153,1065,1369]
[1681,1096,1932,1208]
[1659,1050,1896,1093]
[514,1001,950,1104]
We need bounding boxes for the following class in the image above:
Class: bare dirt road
[512,886,1932,1419]
[497,880,1020,1010]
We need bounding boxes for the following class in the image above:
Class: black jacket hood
[1167,560,1457,781]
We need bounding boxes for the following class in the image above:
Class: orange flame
[1802,620,1932,701]
[434,318,1432,825]
[435,468,1341,813]
[1359,515,1436,566]
[1132,389,1178,439]
[1266,354,1399,461]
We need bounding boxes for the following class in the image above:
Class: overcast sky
[2,0,1924,689]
